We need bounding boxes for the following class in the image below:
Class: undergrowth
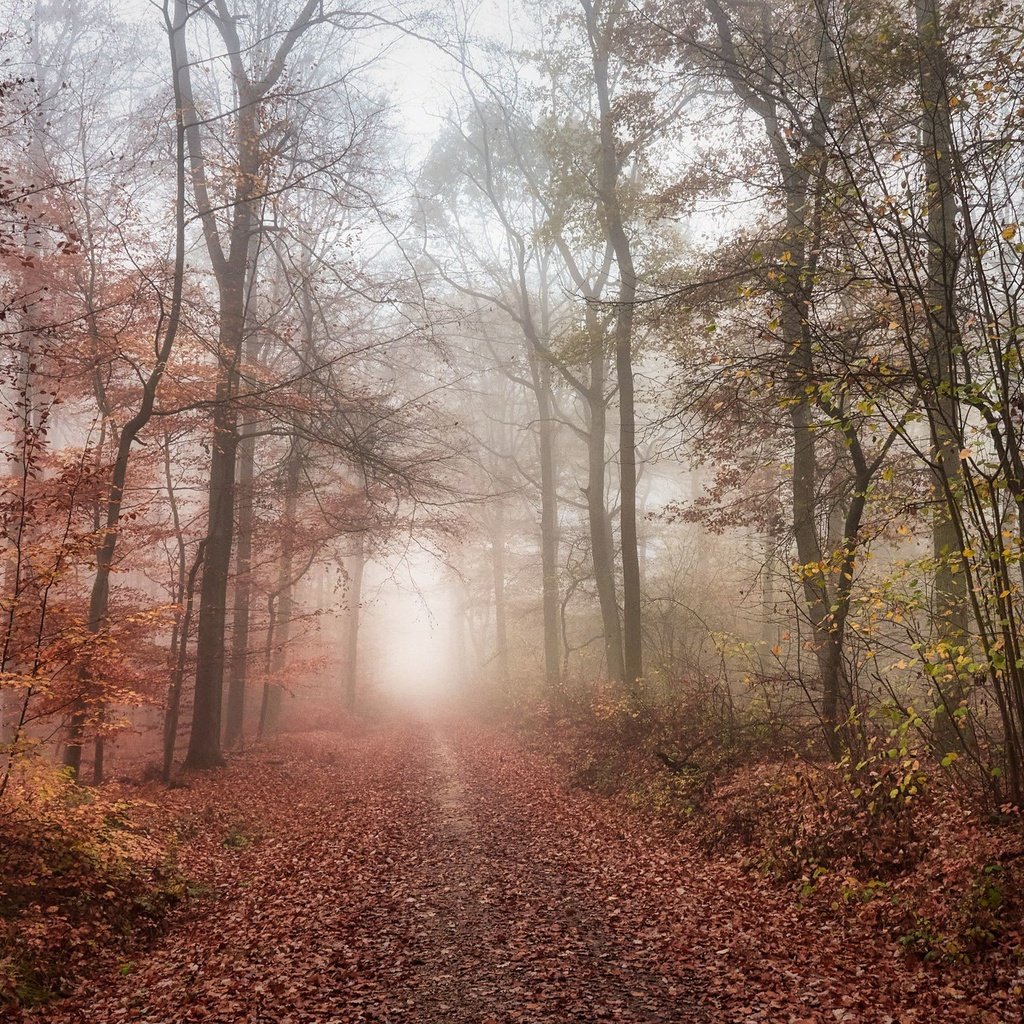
[0,758,183,1009]
[535,678,1024,965]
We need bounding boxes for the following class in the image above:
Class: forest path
[21,719,1002,1023]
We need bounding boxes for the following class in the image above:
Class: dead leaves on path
[18,724,1024,1023]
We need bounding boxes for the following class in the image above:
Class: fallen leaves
[11,721,1024,1023]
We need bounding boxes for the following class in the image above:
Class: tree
[177,0,338,768]
[63,0,190,779]
[581,0,644,685]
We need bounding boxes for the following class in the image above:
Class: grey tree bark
[583,0,643,686]
[704,0,849,753]
[915,0,966,630]
[224,327,261,747]
[258,444,302,736]
[343,535,366,711]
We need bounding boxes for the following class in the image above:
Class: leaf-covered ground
[16,719,1024,1023]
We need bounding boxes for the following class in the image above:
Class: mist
[2,0,1024,1020]
[364,555,461,707]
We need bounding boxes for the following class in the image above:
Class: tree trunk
[586,0,643,686]
[916,0,965,628]
[451,563,470,692]
[783,174,847,753]
[92,723,104,786]
[0,354,37,773]
[526,351,562,689]
[491,504,510,687]
[64,0,189,776]
[179,0,321,767]
[163,541,206,783]
[916,0,969,747]
[761,532,778,648]
[224,234,263,748]
[343,536,365,710]
[258,594,279,739]
[584,326,625,683]
[705,0,847,754]
[225,401,256,746]
[258,443,301,737]
[185,329,241,768]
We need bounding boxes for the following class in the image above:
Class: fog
[363,557,461,707]
[0,0,1022,805]
[5,1,1024,1019]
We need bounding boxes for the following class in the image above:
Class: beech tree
[418,0,691,684]
[175,0,351,768]
[417,103,568,688]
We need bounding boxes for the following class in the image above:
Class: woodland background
[2,0,1024,1012]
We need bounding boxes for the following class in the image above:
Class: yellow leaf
[1002,224,1018,241]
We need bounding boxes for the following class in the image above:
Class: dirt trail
[19,720,1017,1023]
[396,731,704,1022]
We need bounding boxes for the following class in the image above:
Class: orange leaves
[6,723,1024,1021]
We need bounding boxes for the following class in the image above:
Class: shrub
[0,758,181,1009]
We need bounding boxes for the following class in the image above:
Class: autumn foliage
[3,0,1024,1020]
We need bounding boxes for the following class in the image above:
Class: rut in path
[19,721,1016,1024]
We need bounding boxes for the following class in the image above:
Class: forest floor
[11,716,1024,1023]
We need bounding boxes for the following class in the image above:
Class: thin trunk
[92,721,104,786]
[258,445,301,737]
[0,360,35,755]
[586,0,643,685]
[258,595,278,739]
[491,505,510,687]
[916,0,965,629]
[585,324,625,682]
[161,432,187,776]
[343,536,365,710]
[452,566,469,691]
[225,236,262,747]
[163,541,206,783]
[761,532,778,647]
[65,0,189,777]
[225,401,256,746]
[784,182,846,751]
[527,343,561,689]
